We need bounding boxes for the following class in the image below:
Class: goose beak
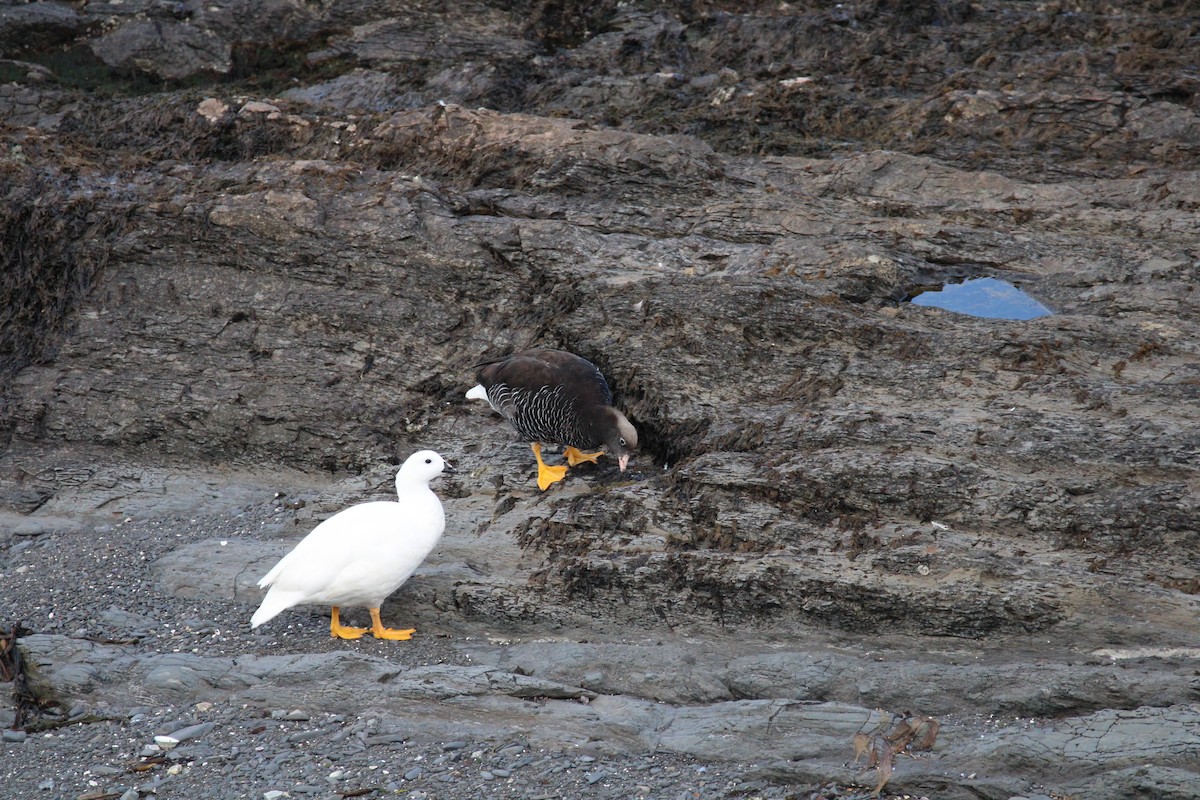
[443,462,458,475]
[617,454,629,472]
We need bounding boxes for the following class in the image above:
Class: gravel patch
[2,490,899,800]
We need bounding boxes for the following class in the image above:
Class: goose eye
[425,458,432,464]
[619,437,626,446]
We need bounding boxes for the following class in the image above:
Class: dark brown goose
[466,349,638,490]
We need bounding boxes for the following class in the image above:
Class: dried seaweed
[1,623,43,730]
[0,170,130,446]
[853,712,941,796]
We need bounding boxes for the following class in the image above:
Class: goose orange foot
[531,442,568,490]
[369,607,415,641]
[329,606,368,639]
[563,446,603,466]
[330,607,416,640]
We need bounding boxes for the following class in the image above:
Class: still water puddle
[908,277,1052,320]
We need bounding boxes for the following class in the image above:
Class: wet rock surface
[2,1,1199,799]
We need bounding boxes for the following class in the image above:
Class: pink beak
[618,454,629,472]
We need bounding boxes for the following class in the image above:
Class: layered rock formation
[2,2,1198,798]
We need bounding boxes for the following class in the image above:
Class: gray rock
[170,722,216,742]
[281,69,405,113]
[0,2,80,54]
[100,607,156,633]
[88,20,232,80]
[143,664,211,697]
[12,515,80,536]
[971,705,1200,772]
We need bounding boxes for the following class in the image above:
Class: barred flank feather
[466,349,638,467]
[488,383,588,447]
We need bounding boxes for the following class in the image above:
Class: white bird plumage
[250,449,455,641]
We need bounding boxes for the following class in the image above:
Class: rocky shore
[2,2,1198,799]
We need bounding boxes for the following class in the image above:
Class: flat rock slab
[3,2,1200,799]
[18,630,1200,799]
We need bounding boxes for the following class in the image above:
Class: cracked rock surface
[2,1,1199,799]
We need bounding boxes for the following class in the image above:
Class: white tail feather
[250,589,307,629]
[257,558,287,589]
[465,384,488,401]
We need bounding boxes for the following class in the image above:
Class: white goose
[250,450,455,640]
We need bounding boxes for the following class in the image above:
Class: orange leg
[563,446,603,466]
[532,442,568,490]
[369,607,416,641]
[330,606,368,639]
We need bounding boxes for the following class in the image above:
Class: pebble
[364,733,406,745]
[586,769,609,784]
[442,740,467,750]
[170,721,215,742]
[404,767,423,781]
[139,777,168,793]
[2,730,27,743]
[119,789,139,800]
[171,744,217,761]
[157,719,194,735]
